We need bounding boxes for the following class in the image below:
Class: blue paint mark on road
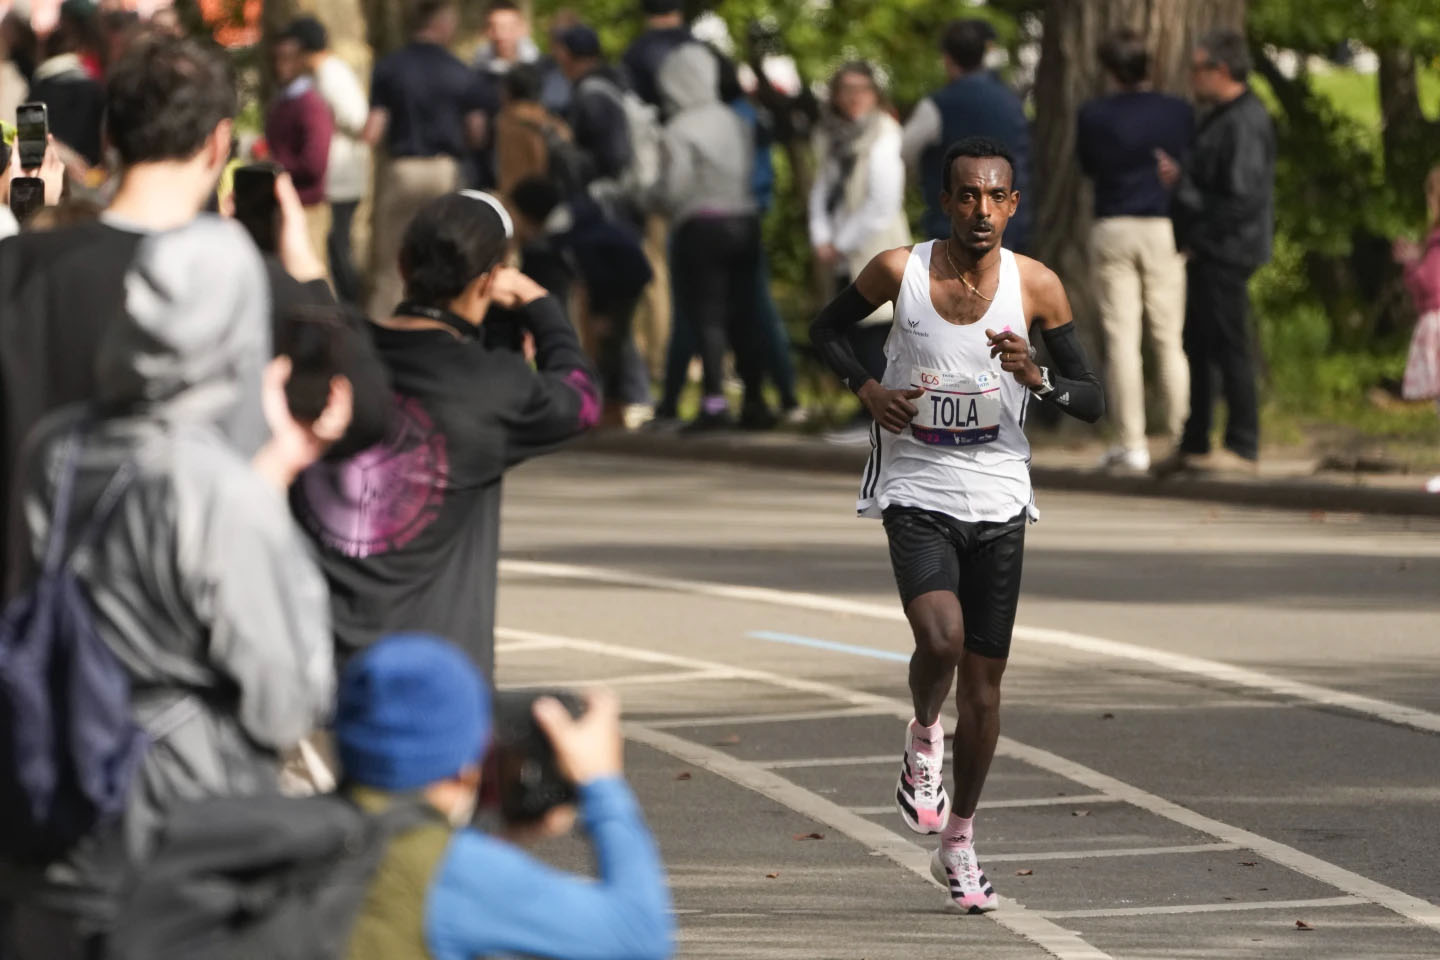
[746,630,910,664]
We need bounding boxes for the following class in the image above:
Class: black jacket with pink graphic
[289,294,597,672]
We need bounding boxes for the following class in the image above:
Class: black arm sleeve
[808,283,882,393]
[1038,322,1104,423]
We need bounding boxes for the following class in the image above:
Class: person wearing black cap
[621,0,689,111]
[290,191,599,673]
[550,24,634,192]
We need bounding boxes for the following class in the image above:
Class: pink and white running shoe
[895,720,949,835]
[930,845,999,914]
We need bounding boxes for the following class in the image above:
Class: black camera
[485,690,587,825]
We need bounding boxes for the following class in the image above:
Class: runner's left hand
[987,328,1042,389]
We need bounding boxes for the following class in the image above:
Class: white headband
[459,189,514,240]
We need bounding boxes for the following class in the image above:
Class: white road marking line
[757,754,894,769]
[500,559,1440,735]
[639,705,894,729]
[846,793,1113,814]
[497,624,1440,934]
[498,668,737,691]
[497,626,894,711]
[625,721,1115,960]
[996,738,1440,931]
[983,842,1244,863]
[494,638,568,654]
[1039,895,1368,920]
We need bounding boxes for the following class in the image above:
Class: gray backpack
[579,75,662,217]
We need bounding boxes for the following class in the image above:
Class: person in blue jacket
[338,633,674,960]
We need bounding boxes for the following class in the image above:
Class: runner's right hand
[858,381,924,434]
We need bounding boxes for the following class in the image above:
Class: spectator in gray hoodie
[652,41,761,432]
[1,217,346,960]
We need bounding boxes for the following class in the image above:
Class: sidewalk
[578,428,1440,518]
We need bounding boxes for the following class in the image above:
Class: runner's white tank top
[857,242,1036,523]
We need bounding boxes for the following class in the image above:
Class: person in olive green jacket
[337,634,674,960]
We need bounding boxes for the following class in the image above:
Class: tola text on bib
[909,365,1002,447]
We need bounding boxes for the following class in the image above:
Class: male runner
[809,136,1103,913]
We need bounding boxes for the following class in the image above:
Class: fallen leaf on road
[714,734,742,746]
[1016,869,1033,876]
[675,772,692,781]
[1295,920,1313,931]
[1072,810,1091,817]
[793,832,825,841]
[1239,861,1257,867]
[765,872,780,879]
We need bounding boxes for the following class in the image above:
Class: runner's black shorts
[881,505,1027,660]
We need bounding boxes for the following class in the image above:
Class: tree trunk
[1031,0,1245,324]
[1377,45,1440,213]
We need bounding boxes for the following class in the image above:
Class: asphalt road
[495,452,1440,960]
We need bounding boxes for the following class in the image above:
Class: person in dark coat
[1155,28,1275,475]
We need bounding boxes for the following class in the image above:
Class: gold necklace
[945,240,994,303]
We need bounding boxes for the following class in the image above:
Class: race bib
[910,366,1002,447]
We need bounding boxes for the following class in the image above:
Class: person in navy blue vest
[1077,28,1194,474]
[901,19,1033,254]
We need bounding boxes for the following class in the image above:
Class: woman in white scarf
[808,62,909,437]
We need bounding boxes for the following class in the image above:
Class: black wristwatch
[1029,366,1055,397]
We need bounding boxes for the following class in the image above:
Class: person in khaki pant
[362,0,486,319]
[1077,29,1195,472]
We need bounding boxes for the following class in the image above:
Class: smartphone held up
[15,103,47,171]
[232,162,282,254]
[9,177,45,225]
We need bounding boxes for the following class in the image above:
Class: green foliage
[1248,0,1440,56]
[1244,0,1440,424]
[520,0,1440,431]
[529,0,1007,108]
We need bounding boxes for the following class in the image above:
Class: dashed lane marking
[496,623,1440,935]
[500,559,1440,736]
[639,706,894,729]
[846,793,1113,813]
[625,721,1114,960]
[756,754,896,769]
[498,668,738,690]
[1038,895,1368,920]
[981,842,1244,863]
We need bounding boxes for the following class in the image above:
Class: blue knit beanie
[336,634,492,791]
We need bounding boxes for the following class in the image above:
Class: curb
[577,431,1440,519]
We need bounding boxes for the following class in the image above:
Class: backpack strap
[39,428,85,577]
[39,425,138,576]
[69,461,137,569]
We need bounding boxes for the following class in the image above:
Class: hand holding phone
[5,122,65,220]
